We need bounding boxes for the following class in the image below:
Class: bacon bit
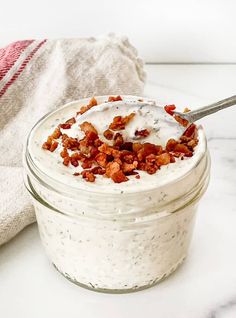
[170,154,176,163]
[77,97,98,115]
[145,154,156,163]
[113,133,124,148]
[135,129,150,138]
[183,123,196,138]
[111,170,128,183]
[164,105,176,116]
[80,121,98,135]
[174,144,193,157]
[120,142,133,151]
[65,117,76,125]
[174,114,189,127]
[71,157,79,167]
[49,141,58,152]
[187,139,198,149]
[122,161,138,174]
[95,153,107,167]
[89,97,98,107]
[81,160,93,169]
[108,95,122,102]
[90,167,106,175]
[51,127,62,139]
[98,143,120,158]
[109,113,135,130]
[137,143,158,161]
[60,147,69,158]
[73,172,80,176]
[63,157,70,166]
[71,152,82,160]
[81,170,96,182]
[166,139,178,152]
[114,157,122,165]
[42,136,56,151]
[62,135,79,150]
[122,152,136,164]
[105,161,120,178]
[60,123,72,129]
[94,138,103,147]
[135,174,141,179]
[143,162,158,175]
[103,129,114,140]
[42,142,50,150]
[132,142,143,153]
[156,153,171,166]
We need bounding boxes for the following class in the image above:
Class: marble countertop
[1,64,236,318]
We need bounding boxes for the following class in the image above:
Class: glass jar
[23,96,210,293]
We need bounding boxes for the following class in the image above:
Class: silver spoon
[172,95,236,123]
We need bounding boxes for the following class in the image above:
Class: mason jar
[23,96,210,293]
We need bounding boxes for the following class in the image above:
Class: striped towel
[0,35,145,246]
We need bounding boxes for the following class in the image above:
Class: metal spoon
[172,95,236,123]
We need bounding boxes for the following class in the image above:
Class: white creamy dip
[25,95,210,292]
[28,96,206,194]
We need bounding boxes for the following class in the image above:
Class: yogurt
[24,95,210,292]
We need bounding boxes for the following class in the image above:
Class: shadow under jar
[23,96,210,293]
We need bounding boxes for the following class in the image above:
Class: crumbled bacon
[60,123,72,129]
[109,113,135,130]
[113,133,124,148]
[111,170,128,183]
[77,97,98,115]
[156,153,171,166]
[95,153,107,167]
[103,129,114,140]
[71,157,79,167]
[81,160,93,169]
[42,136,58,152]
[42,98,199,184]
[135,129,150,138]
[90,167,106,175]
[60,147,69,158]
[174,114,189,127]
[81,170,96,182]
[121,161,138,174]
[62,136,79,150]
[105,161,121,178]
[183,123,196,138]
[80,121,98,135]
[60,117,76,129]
[63,157,70,166]
[166,139,178,152]
[49,141,58,152]
[108,95,122,102]
[164,105,176,116]
[51,127,62,139]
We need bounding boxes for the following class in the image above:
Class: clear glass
[23,97,211,293]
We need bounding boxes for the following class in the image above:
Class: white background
[1,0,236,63]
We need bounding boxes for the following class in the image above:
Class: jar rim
[24,95,208,197]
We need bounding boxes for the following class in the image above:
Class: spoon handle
[175,95,236,123]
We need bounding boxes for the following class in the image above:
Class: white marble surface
[1,64,236,318]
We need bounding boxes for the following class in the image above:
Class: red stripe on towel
[0,40,34,81]
[0,39,47,98]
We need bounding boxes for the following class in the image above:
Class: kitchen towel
[0,34,145,246]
